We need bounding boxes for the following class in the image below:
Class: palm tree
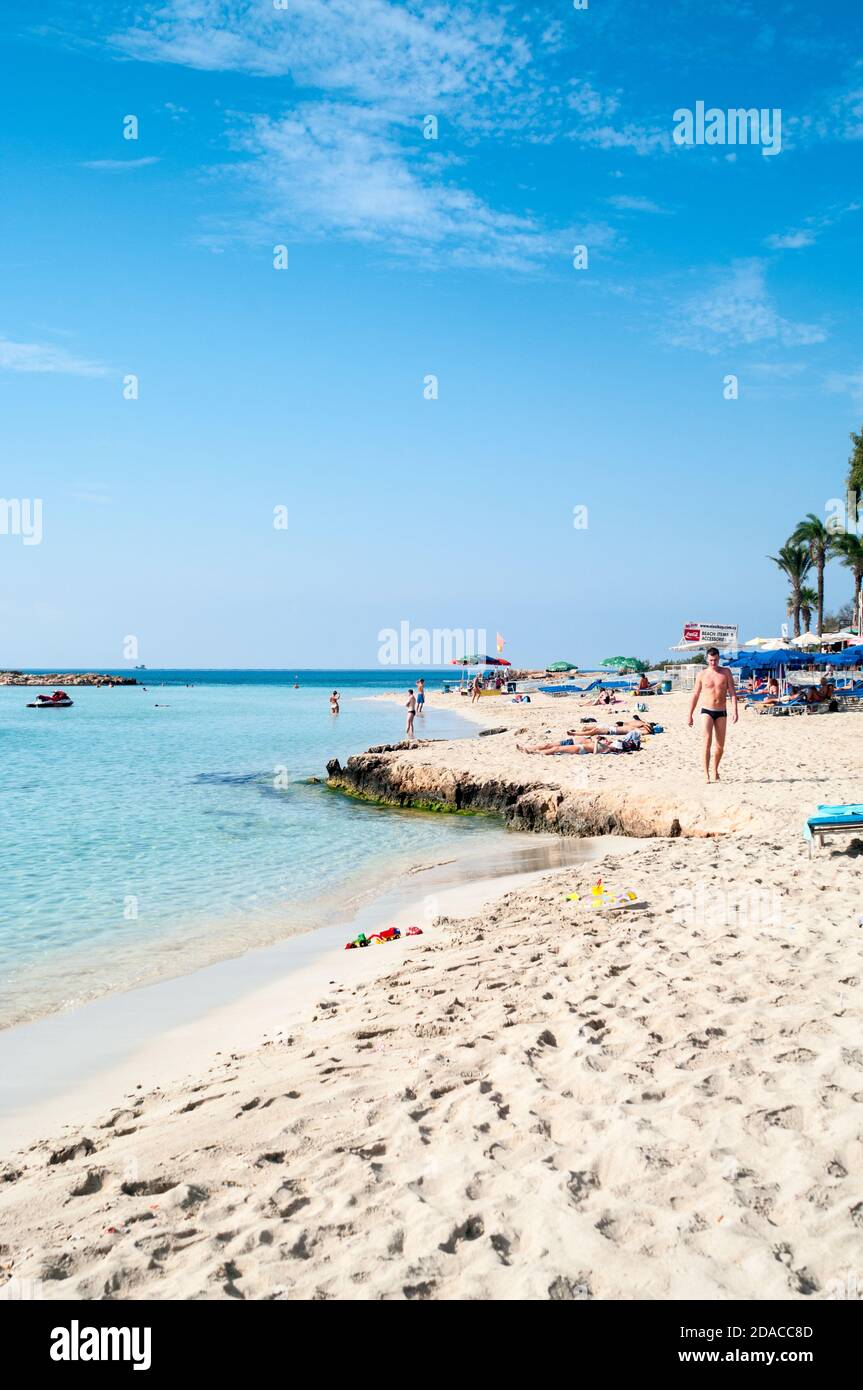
[768,542,812,637]
[790,515,831,636]
[829,532,863,630]
[799,586,818,634]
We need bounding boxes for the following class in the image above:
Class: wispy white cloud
[608,194,670,214]
[80,156,160,170]
[0,336,109,377]
[108,2,584,267]
[825,367,863,401]
[764,200,860,251]
[665,260,827,353]
[765,230,815,250]
[220,103,574,270]
[569,122,671,156]
[109,0,537,126]
[749,362,809,379]
[566,80,620,120]
[788,64,863,145]
[563,76,670,154]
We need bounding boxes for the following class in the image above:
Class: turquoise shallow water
[0,671,503,1026]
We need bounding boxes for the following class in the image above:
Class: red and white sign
[682,622,738,646]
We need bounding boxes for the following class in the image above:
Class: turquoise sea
[0,670,505,1028]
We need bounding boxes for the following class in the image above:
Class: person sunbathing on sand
[571,716,656,735]
[518,731,641,755]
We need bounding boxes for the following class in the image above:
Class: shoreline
[0,689,491,1032]
[0,833,635,1155]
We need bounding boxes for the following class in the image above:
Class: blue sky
[2,0,863,668]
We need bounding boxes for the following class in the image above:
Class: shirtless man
[688,647,737,782]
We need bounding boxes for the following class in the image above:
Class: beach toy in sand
[369,927,401,944]
[405,926,423,936]
[566,878,638,907]
[609,889,639,908]
[566,876,607,903]
[345,932,370,950]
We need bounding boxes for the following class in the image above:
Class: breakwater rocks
[0,672,137,687]
[326,746,685,839]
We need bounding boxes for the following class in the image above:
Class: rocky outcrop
[326,749,685,839]
[0,672,137,687]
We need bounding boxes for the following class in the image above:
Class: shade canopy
[601,656,648,671]
[546,660,579,672]
[790,632,820,646]
[744,636,773,646]
[727,643,863,671]
[450,655,511,666]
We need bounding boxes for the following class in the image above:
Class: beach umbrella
[791,632,820,646]
[602,656,648,672]
[759,638,794,649]
[546,660,579,672]
[744,636,773,646]
[450,654,511,666]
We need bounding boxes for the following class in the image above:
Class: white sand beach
[2,689,862,1301]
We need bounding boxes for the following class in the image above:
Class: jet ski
[27,690,74,708]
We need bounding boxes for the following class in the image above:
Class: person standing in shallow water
[405,688,417,738]
[330,690,340,715]
[687,646,737,783]
[416,678,425,716]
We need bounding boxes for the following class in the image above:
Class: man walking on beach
[688,647,737,783]
[405,688,417,738]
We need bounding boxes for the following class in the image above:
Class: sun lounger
[745,696,805,715]
[804,804,863,856]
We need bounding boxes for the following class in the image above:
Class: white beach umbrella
[791,632,820,646]
[744,636,772,646]
[760,638,795,649]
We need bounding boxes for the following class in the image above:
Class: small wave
[190,771,271,786]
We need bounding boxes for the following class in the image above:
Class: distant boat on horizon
[135,665,147,670]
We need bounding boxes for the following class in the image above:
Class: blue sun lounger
[804,803,863,856]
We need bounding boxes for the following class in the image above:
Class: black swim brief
[701,707,727,721]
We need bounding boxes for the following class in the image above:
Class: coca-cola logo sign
[681,622,738,647]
